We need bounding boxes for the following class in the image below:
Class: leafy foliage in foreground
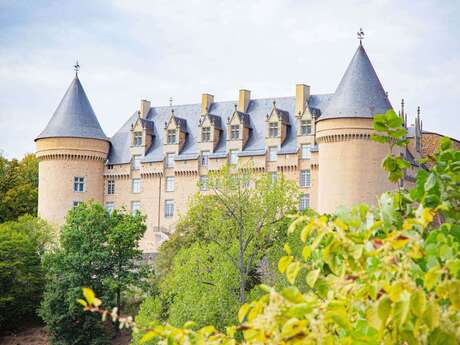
[0,215,52,328]
[40,203,150,345]
[82,113,460,344]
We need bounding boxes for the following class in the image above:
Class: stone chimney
[295,84,310,116]
[238,89,251,113]
[140,99,151,118]
[201,93,214,114]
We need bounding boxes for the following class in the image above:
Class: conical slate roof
[36,76,107,141]
[320,44,392,120]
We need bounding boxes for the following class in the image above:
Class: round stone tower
[316,43,395,213]
[35,72,109,226]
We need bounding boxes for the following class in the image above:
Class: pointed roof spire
[320,42,392,120]
[36,75,107,141]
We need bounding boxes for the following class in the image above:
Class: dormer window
[269,122,279,137]
[300,120,312,135]
[202,127,211,142]
[133,131,142,146]
[167,129,177,144]
[231,125,240,140]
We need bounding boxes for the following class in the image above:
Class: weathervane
[169,97,173,107]
[357,28,365,45]
[74,60,80,76]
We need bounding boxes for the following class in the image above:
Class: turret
[316,41,395,213]
[35,68,109,226]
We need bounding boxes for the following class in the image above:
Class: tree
[40,203,150,345]
[0,153,38,222]
[83,114,460,344]
[189,165,298,304]
[0,215,52,329]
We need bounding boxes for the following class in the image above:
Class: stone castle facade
[36,42,438,254]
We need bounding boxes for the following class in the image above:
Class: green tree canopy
[0,215,52,329]
[0,153,38,222]
[40,203,150,345]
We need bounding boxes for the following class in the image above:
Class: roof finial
[272,100,276,108]
[401,98,405,117]
[74,60,80,77]
[357,28,365,46]
[417,106,421,118]
[169,97,173,107]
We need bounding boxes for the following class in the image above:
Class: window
[269,122,279,137]
[166,153,175,168]
[165,199,174,218]
[231,125,240,140]
[73,176,85,192]
[299,194,310,211]
[132,155,142,170]
[229,150,238,165]
[107,179,115,194]
[200,176,208,191]
[301,144,311,160]
[133,131,142,146]
[271,172,277,183]
[268,146,278,162]
[300,120,312,135]
[73,201,82,207]
[300,170,311,187]
[105,202,114,215]
[200,151,209,166]
[131,201,140,215]
[132,178,141,193]
[167,129,177,144]
[166,176,174,192]
[201,127,211,142]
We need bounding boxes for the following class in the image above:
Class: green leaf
[393,292,410,328]
[423,302,440,330]
[424,173,437,192]
[76,299,88,307]
[306,269,320,288]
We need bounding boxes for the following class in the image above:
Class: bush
[0,215,51,329]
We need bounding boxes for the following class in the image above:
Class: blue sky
[0,0,459,158]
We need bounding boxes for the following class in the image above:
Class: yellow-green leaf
[300,225,310,243]
[306,269,320,288]
[302,246,312,260]
[410,289,426,317]
[286,262,302,284]
[424,266,442,290]
[238,303,251,323]
[423,302,440,330]
[280,318,308,338]
[82,287,95,305]
[377,296,391,325]
[76,299,88,307]
[278,255,293,273]
[140,330,158,344]
[284,243,292,255]
[448,280,460,310]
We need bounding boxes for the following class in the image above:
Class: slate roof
[320,44,392,120]
[36,76,107,141]
[107,94,332,164]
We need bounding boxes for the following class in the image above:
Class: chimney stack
[140,99,151,118]
[238,89,251,113]
[201,93,214,114]
[295,84,310,116]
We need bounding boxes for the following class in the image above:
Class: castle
[36,41,437,254]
